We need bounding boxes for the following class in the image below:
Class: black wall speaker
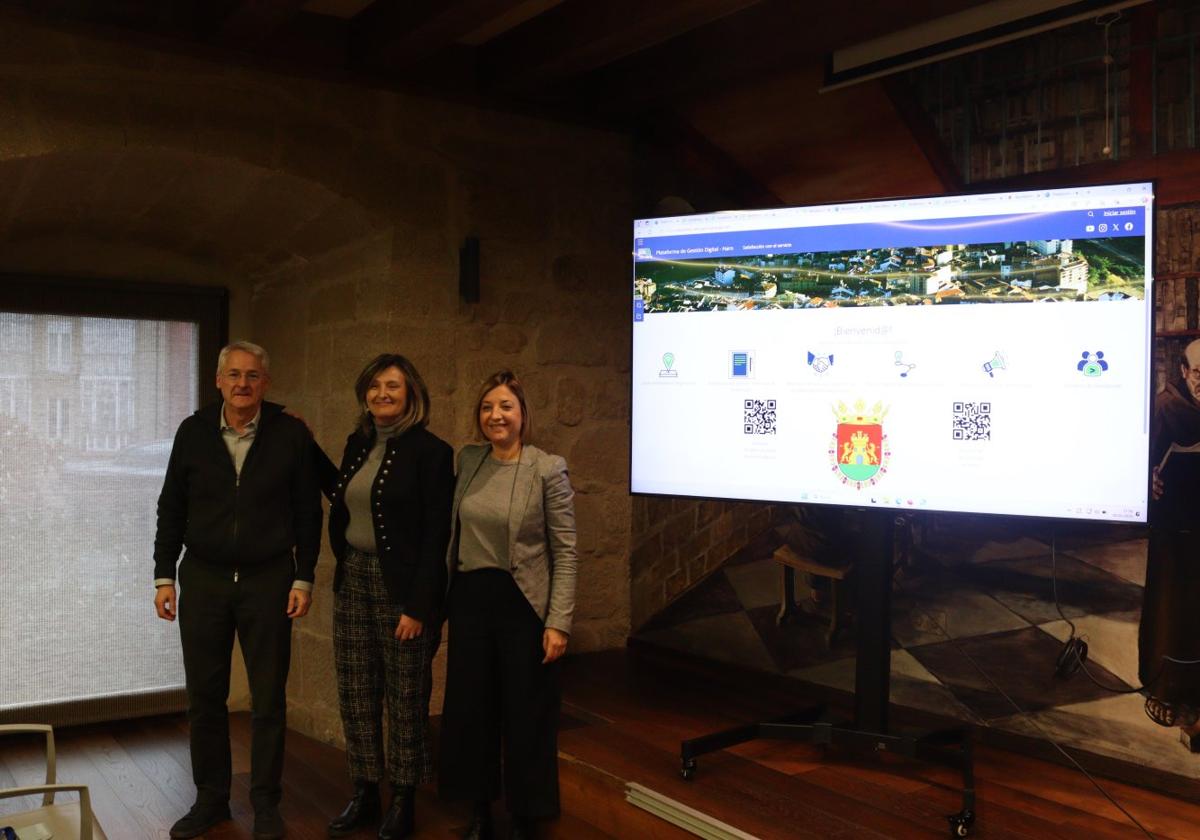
[459,236,480,303]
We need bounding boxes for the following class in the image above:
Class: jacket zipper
[233,472,240,583]
[231,419,261,584]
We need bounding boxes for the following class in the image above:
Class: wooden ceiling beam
[578,2,800,117]
[219,0,311,45]
[350,0,541,73]
[638,113,783,212]
[480,0,765,92]
[574,0,994,117]
[881,75,962,193]
[14,0,219,33]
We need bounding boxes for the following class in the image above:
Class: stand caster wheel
[947,809,974,837]
[680,759,697,781]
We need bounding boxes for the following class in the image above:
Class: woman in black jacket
[318,354,454,839]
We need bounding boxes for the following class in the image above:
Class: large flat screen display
[631,182,1154,523]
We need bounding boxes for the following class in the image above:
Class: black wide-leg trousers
[439,569,560,819]
[178,557,293,810]
[334,548,440,786]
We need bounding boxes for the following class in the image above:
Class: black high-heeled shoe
[327,779,380,838]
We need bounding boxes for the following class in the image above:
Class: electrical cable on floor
[1048,534,1200,695]
[893,566,1156,839]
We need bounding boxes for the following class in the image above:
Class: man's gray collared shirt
[220,403,260,477]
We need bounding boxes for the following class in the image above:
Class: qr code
[952,402,991,441]
[744,399,777,435]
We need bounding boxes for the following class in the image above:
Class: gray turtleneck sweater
[344,420,404,553]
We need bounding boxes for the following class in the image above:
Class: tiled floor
[635,518,1200,781]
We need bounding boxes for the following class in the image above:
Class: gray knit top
[456,456,520,573]
[344,420,405,553]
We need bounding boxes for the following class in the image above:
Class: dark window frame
[0,275,228,408]
[0,275,227,726]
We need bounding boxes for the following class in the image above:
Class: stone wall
[0,10,633,745]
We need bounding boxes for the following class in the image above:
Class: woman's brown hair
[353,354,431,437]
[474,370,530,442]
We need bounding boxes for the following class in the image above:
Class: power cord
[894,568,1156,839]
[1047,532,1200,696]
[1049,534,1103,684]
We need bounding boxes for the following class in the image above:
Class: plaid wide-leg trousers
[334,548,440,786]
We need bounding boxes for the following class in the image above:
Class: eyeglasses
[223,371,263,383]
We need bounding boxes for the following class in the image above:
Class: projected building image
[636,236,1144,313]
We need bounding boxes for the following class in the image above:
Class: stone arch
[0,46,452,244]
[0,147,386,282]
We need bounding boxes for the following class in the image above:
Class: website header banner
[633,207,1147,263]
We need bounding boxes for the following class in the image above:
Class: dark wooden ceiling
[5,0,1002,209]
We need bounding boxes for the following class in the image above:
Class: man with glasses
[153,341,321,839]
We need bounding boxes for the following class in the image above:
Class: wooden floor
[3,646,1199,839]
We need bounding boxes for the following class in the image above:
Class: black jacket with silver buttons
[316,425,454,624]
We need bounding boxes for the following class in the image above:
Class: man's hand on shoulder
[287,588,312,619]
[283,408,314,437]
[154,584,177,621]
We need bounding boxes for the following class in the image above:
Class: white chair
[0,724,106,840]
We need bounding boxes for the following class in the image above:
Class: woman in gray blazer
[439,370,577,840]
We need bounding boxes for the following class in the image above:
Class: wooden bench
[773,543,854,648]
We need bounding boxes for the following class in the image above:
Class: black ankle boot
[463,800,494,840]
[170,801,231,839]
[328,779,380,838]
[378,785,415,840]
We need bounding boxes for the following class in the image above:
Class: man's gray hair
[217,341,271,375]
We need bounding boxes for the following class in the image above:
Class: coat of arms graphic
[829,399,890,489]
